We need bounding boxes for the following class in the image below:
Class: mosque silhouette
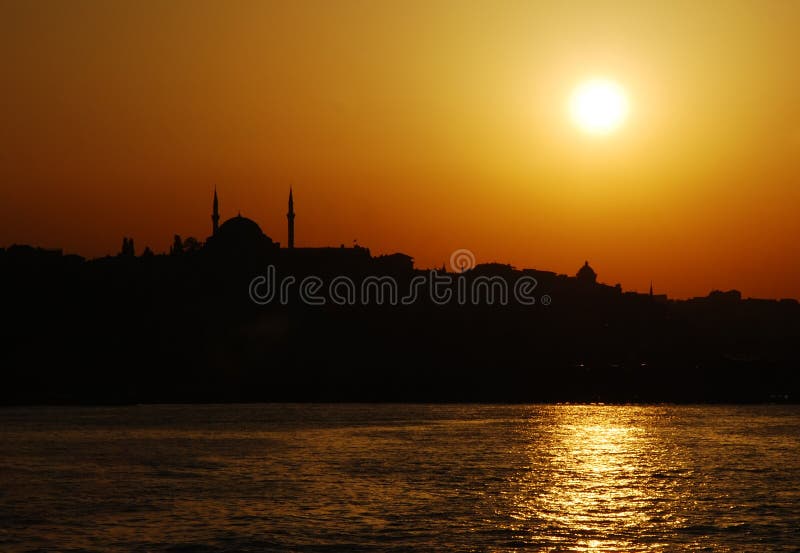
[199,187,413,274]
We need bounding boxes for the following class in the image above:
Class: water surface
[1,404,798,551]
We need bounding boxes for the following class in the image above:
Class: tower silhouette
[212,188,220,236]
[287,188,295,249]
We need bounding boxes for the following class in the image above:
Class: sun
[569,78,629,135]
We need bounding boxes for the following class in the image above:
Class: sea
[1,404,799,552]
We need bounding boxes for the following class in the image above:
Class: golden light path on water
[503,406,688,551]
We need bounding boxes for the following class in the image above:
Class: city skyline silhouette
[4,184,796,302]
[1,184,798,405]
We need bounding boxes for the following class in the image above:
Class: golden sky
[1,0,799,298]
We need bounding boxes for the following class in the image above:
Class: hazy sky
[2,0,799,298]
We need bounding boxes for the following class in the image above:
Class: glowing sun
[569,78,629,135]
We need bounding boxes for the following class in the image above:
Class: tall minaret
[212,188,220,236]
[287,187,295,249]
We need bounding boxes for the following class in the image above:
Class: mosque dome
[217,215,268,242]
[205,214,277,255]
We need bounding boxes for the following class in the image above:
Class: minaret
[287,187,295,249]
[212,188,220,236]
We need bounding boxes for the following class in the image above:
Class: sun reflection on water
[504,406,683,551]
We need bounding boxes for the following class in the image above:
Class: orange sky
[1,0,799,298]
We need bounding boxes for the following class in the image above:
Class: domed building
[200,187,410,275]
[576,260,597,284]
[204,189,278,258]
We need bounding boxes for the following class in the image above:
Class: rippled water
[1,404,799,552]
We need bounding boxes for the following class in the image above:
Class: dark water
[1,404,799,552]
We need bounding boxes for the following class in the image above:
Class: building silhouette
[576,260,597,284]
[202,188,413,273]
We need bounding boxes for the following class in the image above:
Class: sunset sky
[2,0,799,298]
